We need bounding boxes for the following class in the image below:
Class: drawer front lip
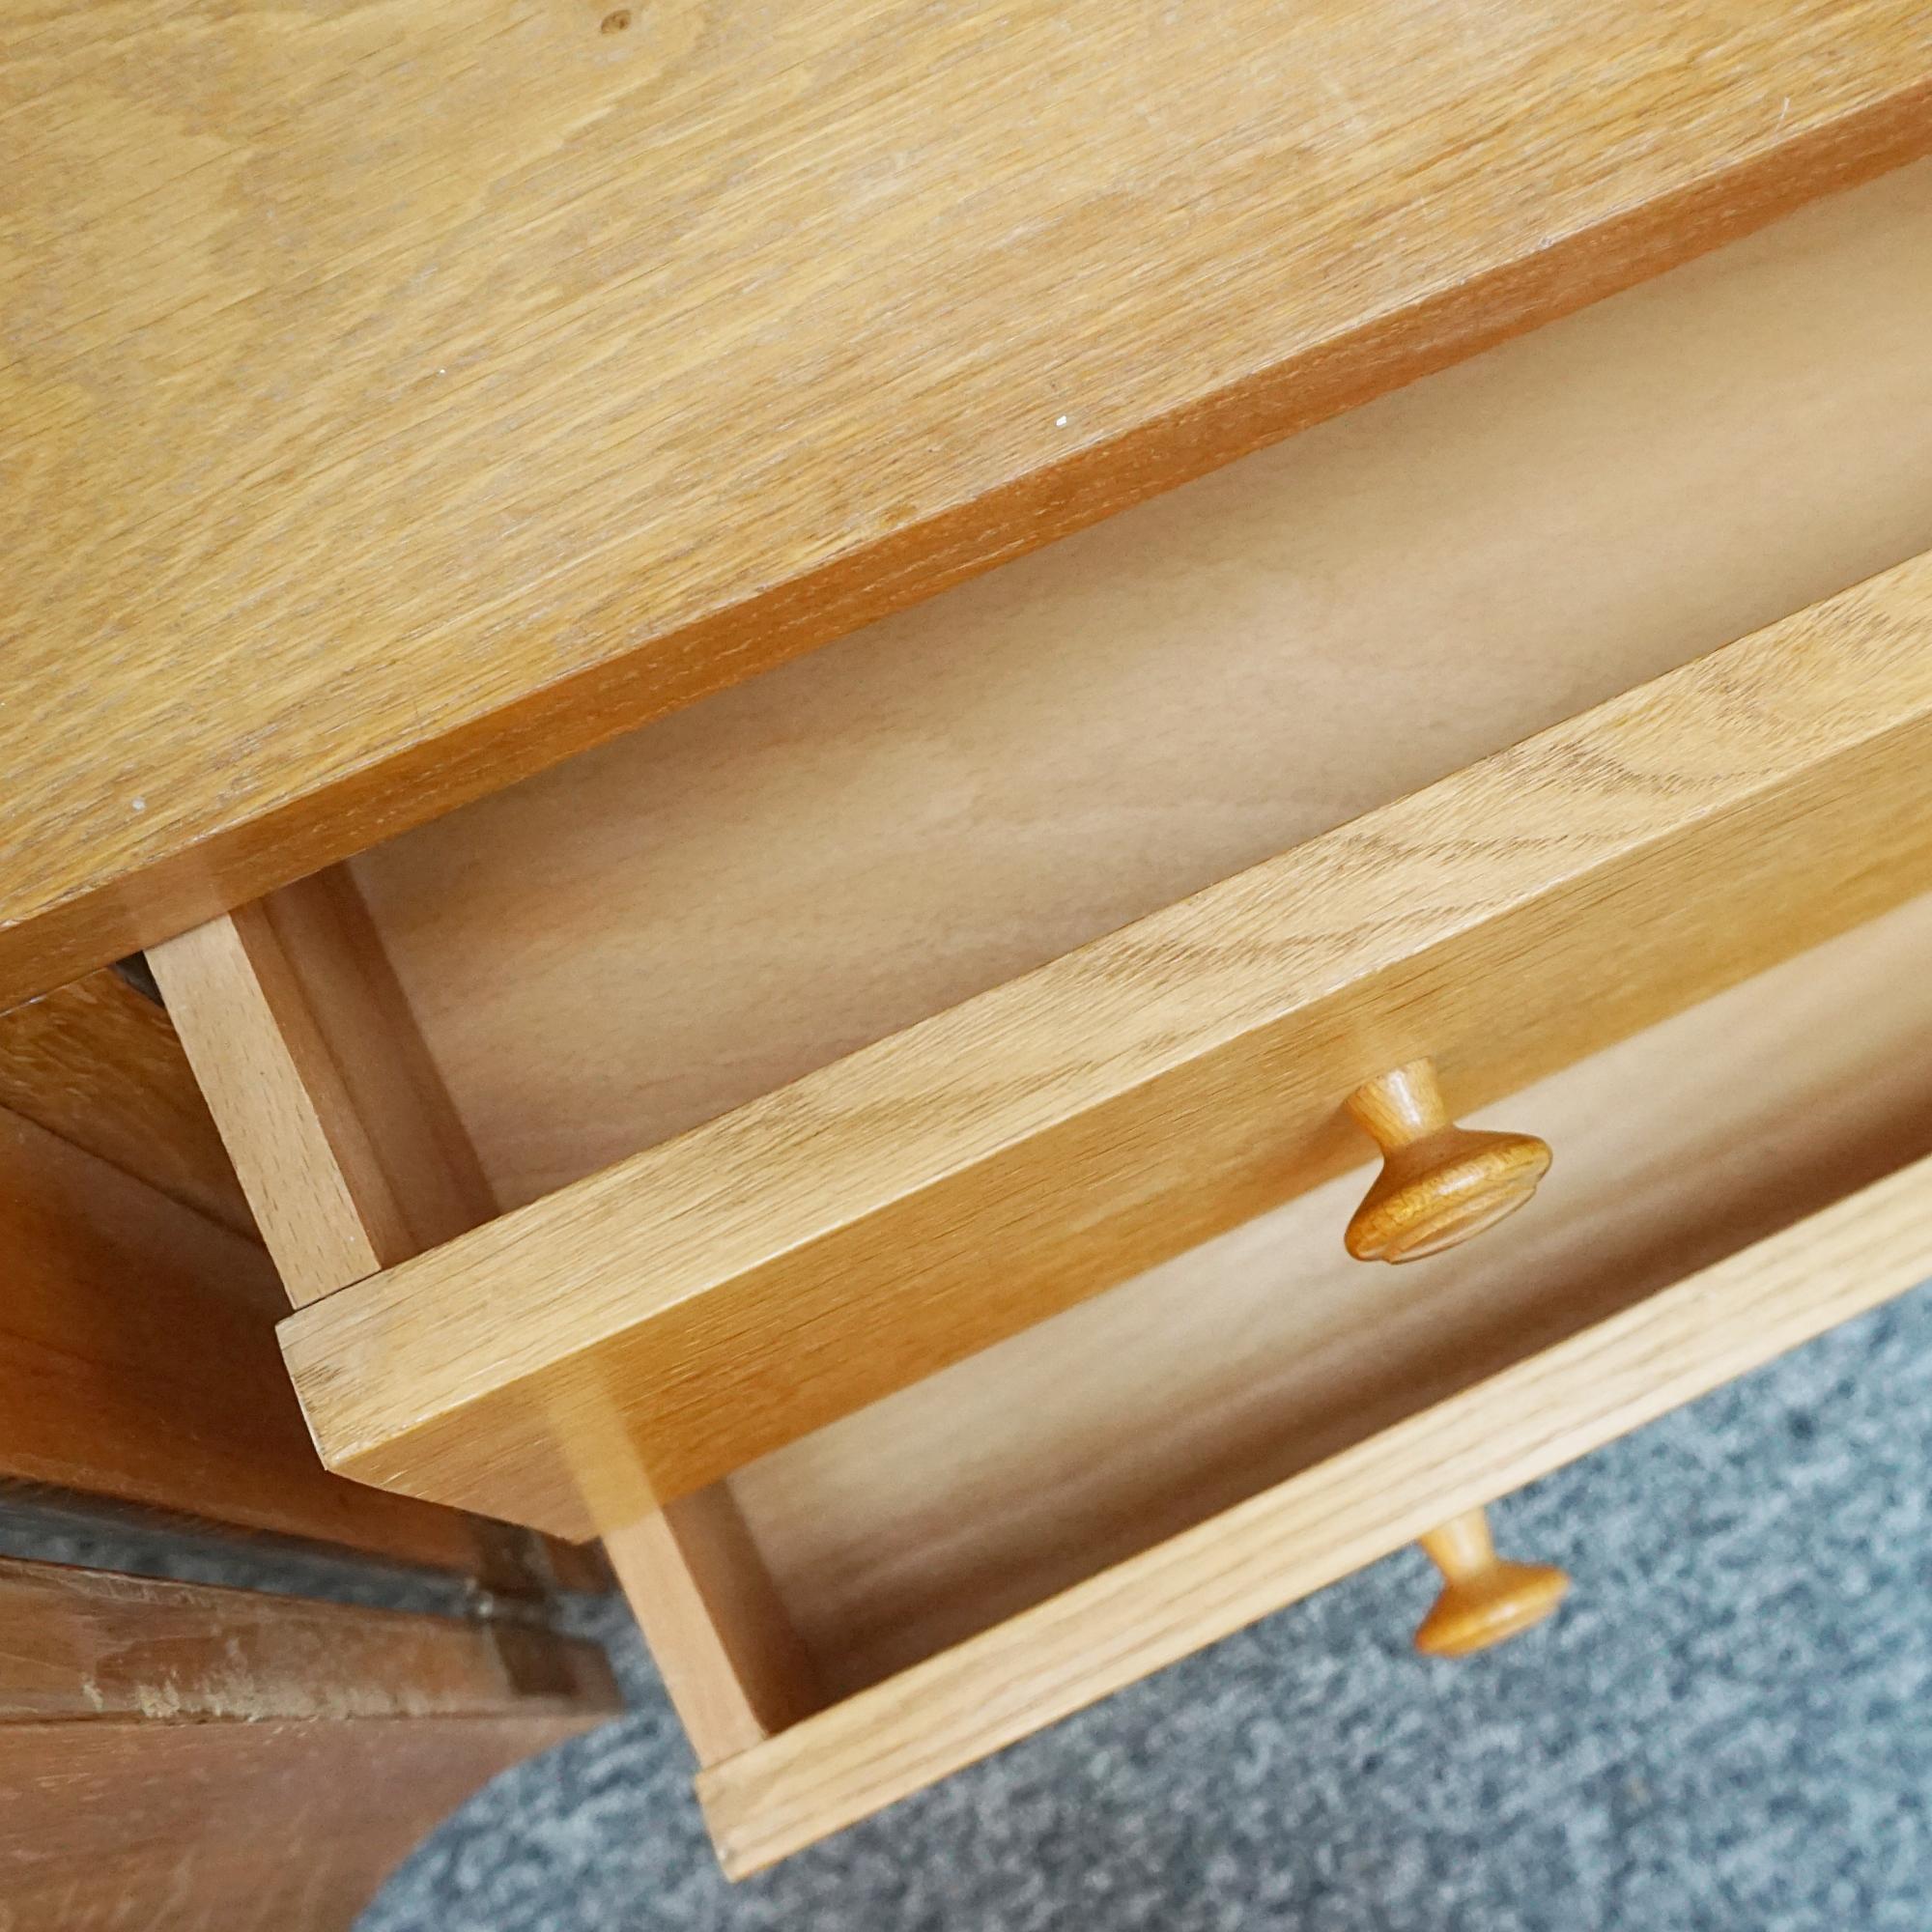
[696,1151,1932,1876]
[277,550,1932,1535]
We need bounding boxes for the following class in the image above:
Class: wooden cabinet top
[6,0,1929,1005]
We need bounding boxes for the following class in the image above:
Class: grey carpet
[358,1280,1932,1931]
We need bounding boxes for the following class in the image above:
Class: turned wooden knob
[1343,1059,1550,1263]
[1414,1508,1569,1657]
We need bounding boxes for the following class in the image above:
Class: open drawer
[191,882,1932,1875]
[147,159,1932,1544]
[677,885,1932,1870]
[144,157,1932,1872]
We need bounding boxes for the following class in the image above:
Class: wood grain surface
[729,888,1932,1694]
[0,1106,508,1575]
[350,159,1932,1208]
[0,1559,617,1929]
[697,1149,1932,1873]
[150,874,498,1307]
[6,0,1930,1005]
[0,1556,616,1723]
[0,967,254,1236]
[604,1493,821,1765]
[280,554,1932,1536]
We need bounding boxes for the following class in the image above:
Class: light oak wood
[146,905,401,1306]
[0,967,253,1237]
[731,885,1932,1694]
[0,1105,507,1576]
[604,1494,821,1764]
[150,872,497,1307]
[270,557,1932,1535]
[145,871,791,1726]
[1412,1511,1569,1657]
[280,166,1932,1638]
[698,1146,1932,1874]
[1344,1062,1550,1263]
[7,2,1932,1003]
[613,885,1932,1862]
[351,160,1932,1209]
[144,895,609,1597]
[0,1557,617,1930]
[150,875,799,1736]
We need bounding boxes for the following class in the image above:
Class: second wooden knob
[1344,1059,1550,1264]
[1414,1509,1569,1656]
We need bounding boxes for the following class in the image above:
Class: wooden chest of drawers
[9,0,1932,1892]
[146,166,1932,1872]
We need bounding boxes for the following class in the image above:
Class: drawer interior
[144,155,1932,1873]
[342,159,1932,1215]
[153,158,1932,1547]
[691,888,1932,1708]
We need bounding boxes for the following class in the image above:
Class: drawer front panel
[698,1152,1932,1874]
